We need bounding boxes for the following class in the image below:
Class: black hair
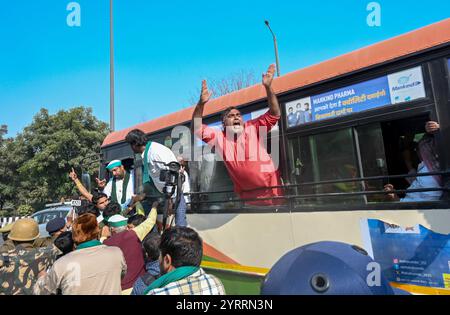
[143,233,161,262]
[2,232,9,242]
[103,202,122,219]
[92,192,108,206]
[74,199,91,214]
[54,231,74,256]
[125,129,148,147]
[160,226,203,268]
[221,106,240,124]
[77,202,100,217]
[127,214,146,227]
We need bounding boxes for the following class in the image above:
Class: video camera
[157,161,181,190]
[153,161,183,231]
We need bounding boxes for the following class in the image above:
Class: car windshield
[33,210,69,224]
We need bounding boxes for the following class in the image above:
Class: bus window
[356,123,388,203]
[289,127,364,206]
[380,115,443,202]
[193,156,236,211]
[288,114,444,207]
[380,116,426,192]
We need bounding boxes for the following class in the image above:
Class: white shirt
[181,170,191,203]
[141,141,177,194]
[401,162,442,202]
[103,170,135,210]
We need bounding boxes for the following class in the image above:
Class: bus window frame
[282,62,434,136]
[283,59,450,212]
[99,48,450,214]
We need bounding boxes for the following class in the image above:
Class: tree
[0,135,15,211]
[0,125,7,142]
[188,69,257,105]
[0,107,109,212]
[17,205,33,217]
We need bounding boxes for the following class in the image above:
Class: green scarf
[141,141,163,198]
[111,170,130,204]
[142,141,152,185]
[143,266,199,295]
[76,239,102,250]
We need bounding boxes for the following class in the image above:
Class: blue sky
[1,0,449,136]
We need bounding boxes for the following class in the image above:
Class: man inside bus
[125,129,178,197]
[384,133,442,202]
[192,64,283,206]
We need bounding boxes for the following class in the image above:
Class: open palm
[262,64,276,88]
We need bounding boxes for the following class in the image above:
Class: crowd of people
[0,103,224,294]
[0,63,444,295]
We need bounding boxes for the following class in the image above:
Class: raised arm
[133,202,158,241]
[262,64,281,116]
[191,80,212,134]
[69,168,93,202]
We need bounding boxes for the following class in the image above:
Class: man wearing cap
[98,160,135,211]
[0,222,15,252]
[69,161,134,212]
[34,218,68,248]
[0,218,58,295]
[33,213,127,295]
[103,202,158,294]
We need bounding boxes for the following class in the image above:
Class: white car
[30,205,72,238]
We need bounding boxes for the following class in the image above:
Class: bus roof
[102,18,450,148]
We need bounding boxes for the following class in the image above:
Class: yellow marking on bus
[443,274,450,289]
[202,262,450,295]
[201,261,269,276]
[390,282,450,295]
[199,263,450,295]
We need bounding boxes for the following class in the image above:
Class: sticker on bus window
[361,218,450,291]
[285,66,426,128]
[387,66,426,104]
[285,97,312,128]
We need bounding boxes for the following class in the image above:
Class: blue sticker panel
[366,219,450,289]
[311,76,391,123]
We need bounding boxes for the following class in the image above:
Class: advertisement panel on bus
[285,66,426,128]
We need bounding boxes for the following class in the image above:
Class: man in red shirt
[192,64,283,206]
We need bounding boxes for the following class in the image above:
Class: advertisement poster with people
[285,66,426,128]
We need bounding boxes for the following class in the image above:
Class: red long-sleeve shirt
[197,111,283,205]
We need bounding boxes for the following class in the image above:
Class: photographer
[125,129,184,229]
[125,129,178,198]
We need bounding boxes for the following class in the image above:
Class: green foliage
[17,204,33,216]
[0,107,109,210]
